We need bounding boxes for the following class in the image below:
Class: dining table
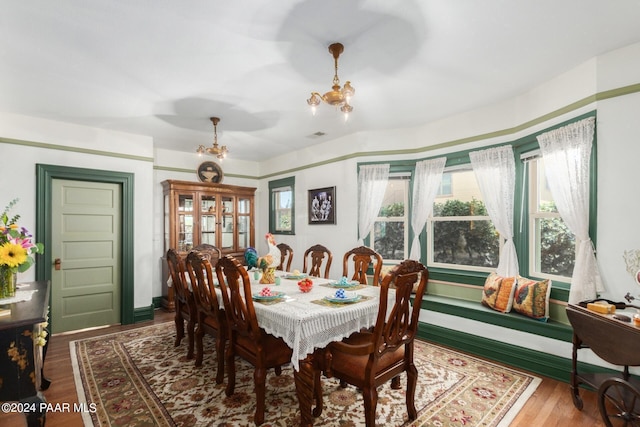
[170,267,390,426]
[242,270,389,427]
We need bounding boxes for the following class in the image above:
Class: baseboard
[133,303,155,323]
[151,296,163,309]
[417,322,618,384]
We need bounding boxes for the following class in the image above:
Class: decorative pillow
[481,272,503,308]
[513,276,552,321]
[494,277,517,313]
[481,273,516,313]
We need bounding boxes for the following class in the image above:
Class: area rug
[70,322,540,426]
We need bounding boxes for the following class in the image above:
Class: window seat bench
[416,294,579,382]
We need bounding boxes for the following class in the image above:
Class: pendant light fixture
[197,117,228,160]
[307,42,355,121]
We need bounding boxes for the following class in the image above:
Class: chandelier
[307,42,355,120]
[197,117,228,160]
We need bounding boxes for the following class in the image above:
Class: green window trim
[359,110,597,303]
[269,176,295,235]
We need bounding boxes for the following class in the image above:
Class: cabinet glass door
[200,195,217,246]
[177,194,194,252]
[221,196,234,251]
[238,197,251,250]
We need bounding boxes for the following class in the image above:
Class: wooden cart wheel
[598,378,640,427]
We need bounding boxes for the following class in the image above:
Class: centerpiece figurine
[244,233,281,284]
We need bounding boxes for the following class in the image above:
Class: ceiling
[2,1,640,162]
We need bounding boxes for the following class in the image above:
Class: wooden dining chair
[276,243,294,271]
[302,244,333,278]
[185,251,226,383]
[166,249,196,360]
[321,259,429,427]
[215,255,294,425]
[342,246,384,285]
[193,243,222,262]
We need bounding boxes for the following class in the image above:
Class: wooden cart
[566,303,640,426]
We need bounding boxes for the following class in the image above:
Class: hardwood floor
[1,309,606,426]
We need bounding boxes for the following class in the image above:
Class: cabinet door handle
[54,258,62,270]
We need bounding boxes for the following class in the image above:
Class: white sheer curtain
[409,157,446,260]
[469,145,519,277]
[357,164,390,245]
[537,116,602,304]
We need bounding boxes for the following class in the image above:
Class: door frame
[35,164,135,325]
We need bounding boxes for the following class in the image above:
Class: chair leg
[174,311,184,347]
[186,317,195,360]
[253,367,267,425]
[194,322,204,367]
[406,364,418,420]
[225,345,236,397]
[215,333,225,384]
[275,365,282,376]
[362,384,378,427]
[391,375,401,389]
[339,379,348,388]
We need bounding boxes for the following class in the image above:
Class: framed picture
[308,186,336,224]
[197,161,224,183]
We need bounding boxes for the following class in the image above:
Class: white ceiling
[2,0,640,162]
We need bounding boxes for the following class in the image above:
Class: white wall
[2,41,639,368]
[255,41,640,367]
[0,114,155,308]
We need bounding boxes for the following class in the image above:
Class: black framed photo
[197,161,224,183]
[308,186,335,224]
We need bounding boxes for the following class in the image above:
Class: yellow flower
[0,243,28,268]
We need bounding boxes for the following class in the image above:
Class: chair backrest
[276,243,294,271]
[303,244,333,278]
[193,244,222,264]
[167,249,189,304]
[185,250,222,319]
[342,246,383,285]
[372,259,428,359]
[215,255,262,342]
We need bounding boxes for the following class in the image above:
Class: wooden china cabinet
[161,179,256,310]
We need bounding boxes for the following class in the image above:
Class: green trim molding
[417,322,619,384]
[133,304,155,323]
[35,164,136,327]
[1,136,154,163]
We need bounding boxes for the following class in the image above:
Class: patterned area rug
[70,322,540,426]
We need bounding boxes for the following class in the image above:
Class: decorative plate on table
[284,274,308,280]
[327,280,359,288]
[324,292,361,303]
[252,291,286,301]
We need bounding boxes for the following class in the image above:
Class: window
[527,156,575,281]
[269,177,295,235]
[428,167,499,271]
[369,175,409,262]
[437,173,452,196]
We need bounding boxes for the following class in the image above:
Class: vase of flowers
[0,198,44,298]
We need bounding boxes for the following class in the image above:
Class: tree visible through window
[428,170,499,270]
[370,177,408,261]
[269,177,295,235]
[529,157,575,279]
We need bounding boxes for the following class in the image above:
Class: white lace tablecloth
[242,272,389,371]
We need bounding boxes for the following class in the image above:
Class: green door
[51,179,121,333]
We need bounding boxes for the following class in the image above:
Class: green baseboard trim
[133,304,155,323]
[423,295,573,342]
[152,296,163,309]
[417,322,620,384]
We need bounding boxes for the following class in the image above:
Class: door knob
[54,258,61,271]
